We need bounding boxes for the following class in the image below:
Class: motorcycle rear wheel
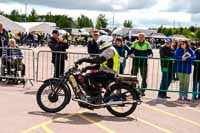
[105,84,138,117]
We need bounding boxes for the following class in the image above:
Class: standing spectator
[23,32,28,46]
[158,38,174,99]
[48,30,69,78]
[0,22,9,57]
[174,41,196,101]
[64,32,72,42]
[193,42,200,100]
[130,33,153,96]
[172,39,178,53]
[37,33,41,47]
[33,33,38,48]
[40,33,45,46]
[8,30,13,39]
[87,29,100,56]
[113,36,131,74]
[20,32,25,46]
[171,39,180,81]
[19,32,24,46]
[27,32,34,48]
[84,36,88,46]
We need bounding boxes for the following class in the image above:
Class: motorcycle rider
[75,37,120,102]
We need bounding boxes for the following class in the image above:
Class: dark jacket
[160,45,174,72]
[48,37,69,64]
[174,48,196,74]
[194,48,200,81]
[0,29,9,56]
[131,40,153,65]
[87,39,100,55]
[131,40,153,57]
[2,45,23,59]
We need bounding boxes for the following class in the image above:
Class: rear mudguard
[43,78,71,104]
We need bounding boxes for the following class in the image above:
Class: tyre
[104,84,138,117]
[4,79,9,85]
[36,80,71,113]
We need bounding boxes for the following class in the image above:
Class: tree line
[158,25,200,41]
[0,9,109,29]
[0,9,134,29]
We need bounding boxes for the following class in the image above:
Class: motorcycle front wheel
[36,80,71,113]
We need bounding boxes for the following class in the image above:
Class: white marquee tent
[112,27,131,36]
[17,22,56,34]
[169,34,190,41]
[0,15,26,32]
[29,22,56,34]
[150,33,167,39]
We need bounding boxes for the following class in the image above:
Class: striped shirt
[2,46,24,59]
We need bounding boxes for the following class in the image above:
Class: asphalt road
[1,84,200,133]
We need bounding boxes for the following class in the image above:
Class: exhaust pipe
[72,98,138,108]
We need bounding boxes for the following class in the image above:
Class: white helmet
[97,35,113,51]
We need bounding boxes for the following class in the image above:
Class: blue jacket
[174,48,196,74]
[113,44,131,58]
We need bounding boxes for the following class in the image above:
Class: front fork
[68,75,82,97]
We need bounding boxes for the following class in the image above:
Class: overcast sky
[0,0,199,28]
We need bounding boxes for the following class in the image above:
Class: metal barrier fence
[36,51,91,82]
[2,48,199,100]
[0,47,35,85]
[36,50,200,99]
[124,56,200,99]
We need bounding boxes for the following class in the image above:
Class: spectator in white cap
[130,33,153,96]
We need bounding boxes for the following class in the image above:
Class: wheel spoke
[107,87,137,116]
[40,84,66,109]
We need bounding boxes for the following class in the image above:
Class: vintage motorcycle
[36,64,141,117]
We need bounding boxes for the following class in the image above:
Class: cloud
[167,0,200,14]
[1,0,199,27]
[189,0,200,14]
[191,14,200,25]
[0,0,157,11]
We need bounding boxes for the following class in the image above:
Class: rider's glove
[75,60,82,65]
[75,58,93,65]
[81,67,88,73]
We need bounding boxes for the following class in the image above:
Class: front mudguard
[43,78,71,104]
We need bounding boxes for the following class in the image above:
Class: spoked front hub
[48,93,59,103]
[40,84,66,110]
